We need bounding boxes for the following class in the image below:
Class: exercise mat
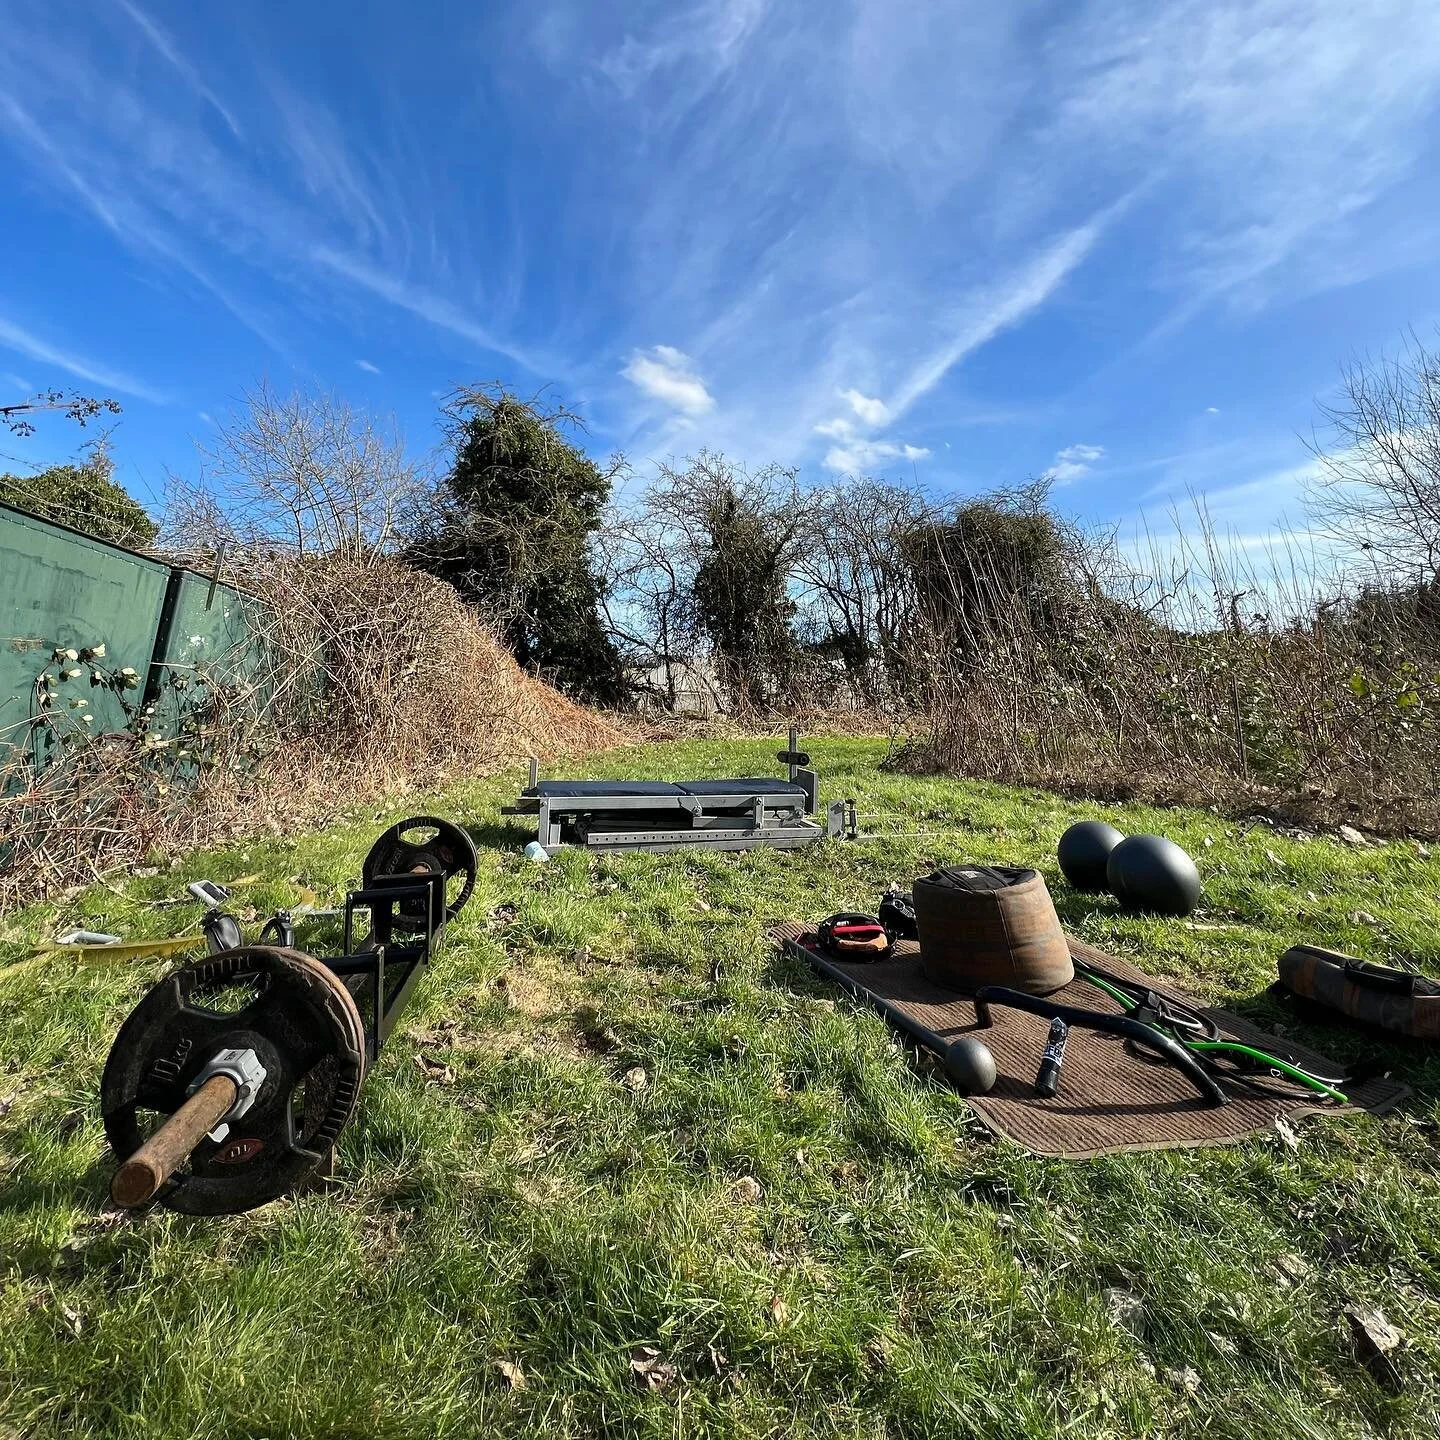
[773,923,1409,1157]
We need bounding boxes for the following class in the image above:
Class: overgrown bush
[0,443,156,549]
[896,521,1440,834]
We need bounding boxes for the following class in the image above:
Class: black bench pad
[522,778,807,800]
[674,779,807,797]
[523,781,682,799]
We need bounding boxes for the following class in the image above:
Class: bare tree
[1306,332,1440,581]
[793,479,932,706]
[595,504,699,708]
[164,379,422,566]
[642,452,811,712]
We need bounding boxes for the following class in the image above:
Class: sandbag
[1278,945,1440,1041]
[913,864,1073,995]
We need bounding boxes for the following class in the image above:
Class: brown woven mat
[773,922,1409,1158]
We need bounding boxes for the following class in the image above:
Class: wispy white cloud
[1044,442,1106,484]
[355,359,381,374]
[595,0,770,97]
[623,345,715,416]
[886,215,1109,421]
[112,0,243,139]
[4,372,31,391]
[823,437,930,475]
[840,388,888,426]
[312,249,540,371]
[0,314,166,402]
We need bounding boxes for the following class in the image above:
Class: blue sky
[3,0,1440,546]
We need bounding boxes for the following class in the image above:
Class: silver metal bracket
[186,1046,267,1144]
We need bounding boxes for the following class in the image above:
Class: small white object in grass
[1273,1118,1302,1150]
[1338,825,1367,846]
[622,1066,648,1092]
[523,840,549,863]
[495,1360,526,1390]
[1103,1287,1145,1338]
[57,930,121,945]
[1348,909,1379,927]
[1164,1365,1201,1395]
[731,1175,763,1203]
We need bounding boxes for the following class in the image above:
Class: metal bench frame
[503,730,857,853]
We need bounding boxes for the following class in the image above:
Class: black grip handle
[1035,1017,1069,1098]
[974,986,1228,1107]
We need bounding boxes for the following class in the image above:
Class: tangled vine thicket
[0,558,623,914]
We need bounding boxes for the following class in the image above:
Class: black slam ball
[941,1037,998,1094]
[1057,820,1126,892]
[1106,834,1201,916]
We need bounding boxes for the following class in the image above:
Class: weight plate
[101,946,367,1215]
[361,815,477,931]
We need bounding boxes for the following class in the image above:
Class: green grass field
[2,737,1438,1439]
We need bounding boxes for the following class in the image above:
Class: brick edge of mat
[770,921,1411,1159]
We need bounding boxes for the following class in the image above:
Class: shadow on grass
[460,818,535,852]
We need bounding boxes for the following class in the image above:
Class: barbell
[101,817,478,1215]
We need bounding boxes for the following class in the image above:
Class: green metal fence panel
[0,503,272,775]
[147,569,272,739]
[0,502,171,761]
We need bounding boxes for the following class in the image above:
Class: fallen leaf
[413,1053,455,1086]
[1274,1253,1315,1287]
[1345,1303,1401,1354]
[621,1066,649,1093]
[766,1295,790,1326]
[1345,1303,1404,1392]
[496,1359,526,1391]
[60,1304,85,1338]
[630,1346,678,1391]
[1164,1365,1201,1395]
[1273,1118,1302,1151]
[731,1175,763,1204]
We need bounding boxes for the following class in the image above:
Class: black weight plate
[101,946,367,1215]
[361,815,477,931]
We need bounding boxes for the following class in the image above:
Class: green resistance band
[1077,966,1349,1105]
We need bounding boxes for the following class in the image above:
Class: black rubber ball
[941,1037,998,1094]
[1057,820,1126,891]
[1106,834,1201,916]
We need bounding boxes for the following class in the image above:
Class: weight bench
[504,730,858,853]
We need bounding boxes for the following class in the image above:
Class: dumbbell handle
[110,1074,238,1208]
